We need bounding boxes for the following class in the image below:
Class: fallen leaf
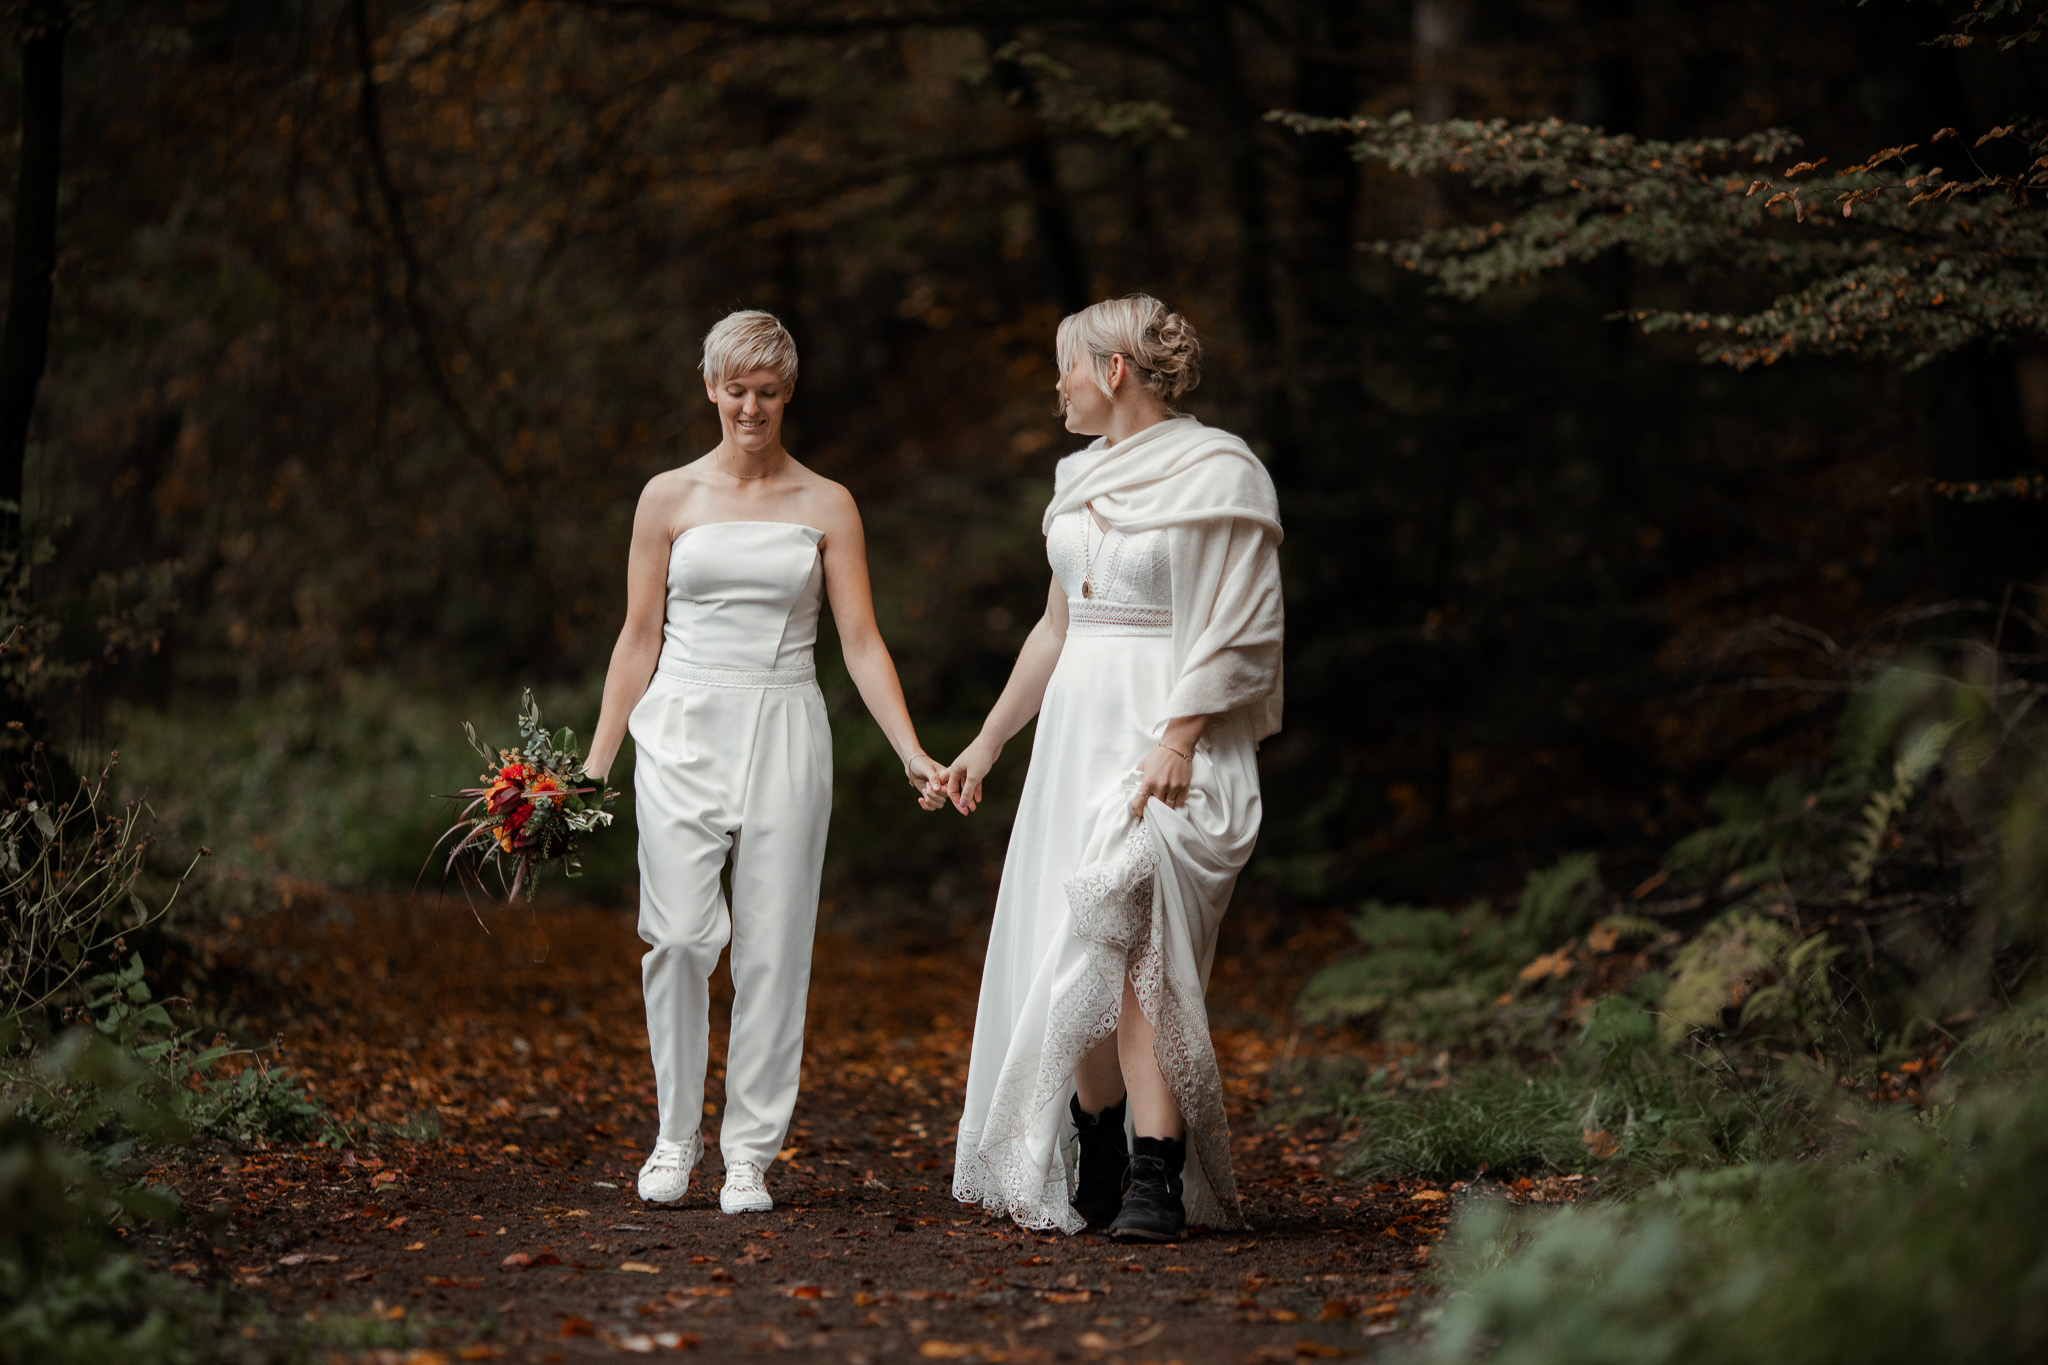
[1581,1128,1621,1160]
[370,1171,399,1186]
[343,1267,380,1282]
[559,1314,596,1337]
[456,1348,503,1361]
[653,1333,700,1349]
[919,1343,977,1360]
[620,1261,660,1274]
[1409,1190,1448,1202]
[1295,1342,1345,1359]
[1077,1332,1113,1351]
[1319,1300,1353,1321]
[1517,950,1575,981]
[424,1276,484,1288]
[277,1253,340,1266]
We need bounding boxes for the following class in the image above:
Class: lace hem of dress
[1069,821,1245,1231]
[954,818,1246,1234]
[952,957,1122,1235]
[655,657,818,688]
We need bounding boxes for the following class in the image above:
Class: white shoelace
[724,1160,766,1193]
[645,1137,691,1171]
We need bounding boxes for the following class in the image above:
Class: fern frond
[1845,720,1959,896]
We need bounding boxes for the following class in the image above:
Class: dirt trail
[137,894,1447,1362]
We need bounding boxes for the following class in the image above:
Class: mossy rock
[1657,911,1798,1046]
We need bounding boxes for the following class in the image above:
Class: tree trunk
[1411,0,1468,229]
[985,31,1091,316]
[0,12,66,550]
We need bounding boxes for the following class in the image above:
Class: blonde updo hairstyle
[1056,294,1201,409]
[701,309,799,387]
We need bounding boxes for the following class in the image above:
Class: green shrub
[106,671,641,899]
[0,1022,271,1365]
[1296,852,1616,1049]
[9,956,326,1153]
[1415,1045,2048,1365]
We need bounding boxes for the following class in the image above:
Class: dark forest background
[13,0,2044,928]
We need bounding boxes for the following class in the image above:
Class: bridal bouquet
[438,690,618,901]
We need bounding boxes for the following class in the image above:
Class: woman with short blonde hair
[943,294,1283,1240]
[585,308,943,1215]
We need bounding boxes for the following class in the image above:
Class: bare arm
[584,483,675,780]
[941,574,1069,814]
[816,489,945,803]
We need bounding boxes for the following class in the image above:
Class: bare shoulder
[637,459,715,532]
[793,468,862,540]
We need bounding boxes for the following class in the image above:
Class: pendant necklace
[1080,505,1095,598]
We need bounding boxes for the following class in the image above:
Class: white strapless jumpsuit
[628,520,832,1174]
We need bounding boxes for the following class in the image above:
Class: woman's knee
[642,915,731,972]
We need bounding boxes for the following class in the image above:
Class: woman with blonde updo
[941,295,1284,1240]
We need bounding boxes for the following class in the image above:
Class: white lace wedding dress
[951,507,1260,1233]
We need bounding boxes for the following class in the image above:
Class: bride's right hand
[943,739,1001,815]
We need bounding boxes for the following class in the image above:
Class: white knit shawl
[1042,416,1285,740]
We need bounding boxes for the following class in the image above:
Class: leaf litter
[133,891,1450,1359]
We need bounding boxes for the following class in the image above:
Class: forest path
[139,894,1444,1362]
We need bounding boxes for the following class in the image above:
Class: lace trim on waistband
[656,657,817,688]
[1067,600,1172,634]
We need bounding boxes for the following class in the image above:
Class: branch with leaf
[1270,110,2048,377]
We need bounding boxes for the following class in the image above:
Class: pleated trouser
[629,667,832,1172]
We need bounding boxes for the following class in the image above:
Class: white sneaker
[719,1159,773,1214]
[637,1134,700,1204]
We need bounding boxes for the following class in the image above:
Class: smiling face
[706,367,792,455]
[1056,352,1121,437]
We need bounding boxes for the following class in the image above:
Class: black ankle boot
[1108,1135,1186,1242]
[1069,1095,1130,1229]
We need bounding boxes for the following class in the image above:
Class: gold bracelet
[1158,741,1192,762]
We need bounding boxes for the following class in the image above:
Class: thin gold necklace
[720,453,783,481]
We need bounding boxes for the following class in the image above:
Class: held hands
[1129,742,1193,819]
[906,752,949,811]
[937,738,1002,815]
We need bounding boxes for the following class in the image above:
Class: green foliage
[1655,912,1844,1051]
[0,1020,269,1365]
[1295,852,1611,1048]
[7,957,325,1155]
[1272,110,2048,372]
[1300,1048,1826,1188]
[107,671,641,898]
[1413,1044,2048,1365]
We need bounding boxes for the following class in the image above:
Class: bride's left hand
[1129,744,1193,818]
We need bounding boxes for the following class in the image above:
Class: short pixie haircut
[700,309,799,387]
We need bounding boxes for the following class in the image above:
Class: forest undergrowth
[1278,641,2048,1362]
